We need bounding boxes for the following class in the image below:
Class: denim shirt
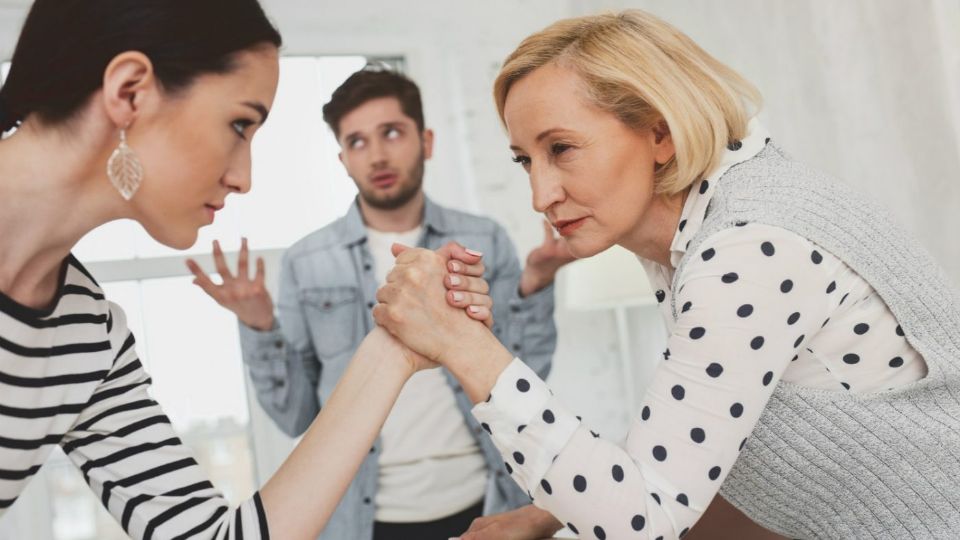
[238,197,557,539]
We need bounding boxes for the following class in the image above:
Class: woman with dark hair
[0,1,492,538]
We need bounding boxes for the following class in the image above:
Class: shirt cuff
[509,281,556,320]
[238,319,285,363]
[472,358,580,493]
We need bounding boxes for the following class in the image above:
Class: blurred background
[0,1,957,538]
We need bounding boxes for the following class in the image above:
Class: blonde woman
[373,9,960,540]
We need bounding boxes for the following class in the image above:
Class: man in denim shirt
[189,67,571,539]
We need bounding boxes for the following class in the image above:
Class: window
[0,55,402,540]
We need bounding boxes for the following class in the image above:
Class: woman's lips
[555,217,587,236]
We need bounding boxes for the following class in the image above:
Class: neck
[618,187,689,267]
[358,190,425,233]
[0,118,127,307]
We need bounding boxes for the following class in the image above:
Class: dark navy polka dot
[737,304,754,317]
[701,248,715,261]
[722,272,739,284]
[513,452,525,465]
[709,466,722,480]
[481,422,491,434]
[651,493,661,504]
[762,371,774,386]
[631,514,646,531]
[641,406,650,420]
[706,363,724,377]
[761,242,775,256]
[826,281,837,294]
[739,438,747,451]
[517,424,526,433]
[690,428,705,443]
[567,523,579,535]
[516,379,530,392]
[730,403,744,418]
[573,475,587,492]
[842,382,851,390]
[781,279,794,293]
[504,462,513,474]
[653,446,667,461]
[678,219,687,232]
[889,356,904,368]
[671,385,686,400]
[612,465,624,482]
[727,140,742,151]
[676,493,689,506]
[594,526,606,539]
[699,180,710,194]
[542,409,555,424]
[896,325,904,337]
[854,323,870,335]
[682,301,693,313]
[656,289,666,303]
[680,527,690,538]
[690,327,706,339]
[811,250,823,264]
[843,353,861,365]
[787,312,801,325]
[540,479,552,495]
[794,335,805,348]
[751,336,765,350]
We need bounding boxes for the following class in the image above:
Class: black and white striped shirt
[1,255,269,539]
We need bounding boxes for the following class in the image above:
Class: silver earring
[106,128,143,201]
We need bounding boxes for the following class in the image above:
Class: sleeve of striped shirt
[60,302,271,540]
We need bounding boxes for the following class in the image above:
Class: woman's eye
[232,119,254,139]
[551,142,571,155]
[511,155,531,167]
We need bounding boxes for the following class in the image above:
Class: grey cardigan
[673,143,960,539]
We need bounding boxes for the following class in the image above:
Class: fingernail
[450,261,462,272]
[469,305,481,313]
[466,248,483,257]
[449,275,462,286]
[453,292,464,302]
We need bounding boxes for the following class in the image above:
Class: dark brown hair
[322,66,424,139]
[0,0,282,132]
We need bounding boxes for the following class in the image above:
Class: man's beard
[357,151,425,211]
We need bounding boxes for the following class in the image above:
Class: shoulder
[285,215,355,261]
[679,223,839,289]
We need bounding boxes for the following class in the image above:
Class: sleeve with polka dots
[472,225,835,538]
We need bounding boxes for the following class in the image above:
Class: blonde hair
[494,10,762,195]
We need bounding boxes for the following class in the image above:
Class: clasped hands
[373,241,500,374]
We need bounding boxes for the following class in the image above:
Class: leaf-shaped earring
[106,128,143,201]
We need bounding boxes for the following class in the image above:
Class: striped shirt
[0,255,270,539]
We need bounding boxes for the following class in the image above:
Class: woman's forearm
[258,328,413,539]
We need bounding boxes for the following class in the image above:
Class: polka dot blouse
[471,120,927,539]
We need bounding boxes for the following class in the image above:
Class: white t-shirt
[366,226,487,522]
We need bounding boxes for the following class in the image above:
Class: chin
[143,222,200,251]
[565,235,613,259]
